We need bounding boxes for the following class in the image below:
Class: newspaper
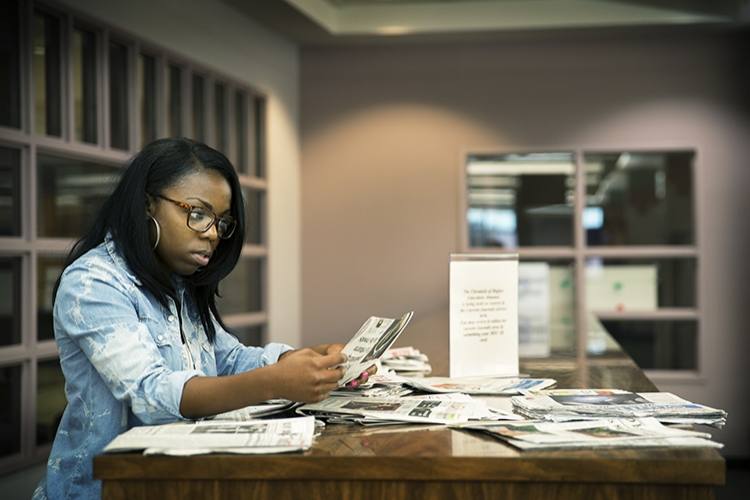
[402,376,556,395]
[457,417,723,450]
[102,416,316,456]
[297,395,518,425]
[203,399,299,421]
[380,346,432,376]
[338,311,414,386]
[331,372,416,399]
[511,389,728,428]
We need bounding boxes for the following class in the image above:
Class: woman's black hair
[53,137,246,342]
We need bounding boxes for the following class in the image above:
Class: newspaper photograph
[511,389,727,427]
[458,417,723,450]
[402,376,556,395]
[338,311,414,386]
[297,395,506,425]
[102,416,316,456]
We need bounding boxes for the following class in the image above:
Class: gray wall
[300,27,750,456]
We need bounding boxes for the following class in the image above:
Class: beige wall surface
[300,28,750,456]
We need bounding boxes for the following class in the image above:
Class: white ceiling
[222,0,749,44]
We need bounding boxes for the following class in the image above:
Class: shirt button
[182,351,187,358]
[168,315,175,322]
[157,335,163,341]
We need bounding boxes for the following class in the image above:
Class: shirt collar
[104,232,142,286]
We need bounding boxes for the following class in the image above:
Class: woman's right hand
[272,348,347,403]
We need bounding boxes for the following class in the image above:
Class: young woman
[33,138,374,500]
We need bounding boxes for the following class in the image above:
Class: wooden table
[95,313,725,500]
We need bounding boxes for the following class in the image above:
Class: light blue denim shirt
[33,234,292,500]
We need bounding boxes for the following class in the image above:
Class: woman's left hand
[311,343,378,388]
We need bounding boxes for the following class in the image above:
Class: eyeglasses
[157,195,237,239]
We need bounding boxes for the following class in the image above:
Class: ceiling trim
[285,0,731,36]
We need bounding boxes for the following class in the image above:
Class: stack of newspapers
[297,393,520,425]
[102,416,317,456]
[511,389,727,428]
[401,375,556,396]
[379,346,432,376]
[332,371,557,398]
[457,417,724,450]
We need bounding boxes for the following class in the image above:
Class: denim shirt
[33,235,292,500]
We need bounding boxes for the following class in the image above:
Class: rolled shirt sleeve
[55,257,201,424]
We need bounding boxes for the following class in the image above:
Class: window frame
[0,0,269,475]
[460,147,701,381]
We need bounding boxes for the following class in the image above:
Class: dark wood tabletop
[94,311,724,500]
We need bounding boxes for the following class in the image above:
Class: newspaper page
[203,399,299,421]
[331,373,416,399]
[338,311,414,386]
[102,416,316,456]
[402,376,556,395]
[511,389,728,427]
[297,395,506,425]
[380,346,432,376]
[457,417,723,450]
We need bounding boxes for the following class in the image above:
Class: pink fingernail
[350,380,358,387]
[362,372,369,379]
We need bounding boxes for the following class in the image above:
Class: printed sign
[449,254,519,377]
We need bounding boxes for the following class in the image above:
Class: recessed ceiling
[221,0,749,44]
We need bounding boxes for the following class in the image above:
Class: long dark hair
[53,137,246,342]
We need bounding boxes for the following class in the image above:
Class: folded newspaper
[297,395,520,425]
[203,399,300,421]
[401,376,556,396]
[379,346,432,376]
[511,389,727,428]
[338,311,413,387]
[332,371,555,399]
[102,416,316,456]
[457,417,724,450]
[331,372,417,399]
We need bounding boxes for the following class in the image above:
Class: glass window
[33,10,62,137]
[585,258,696,310]
[0,0,21,129]
[233,90,247,171]
[0,5,270,474]
[464,148,698,371]
[214,83,226,152]
[0,146,21,236]
[73,27,98,144]
[108,40,129,150]
[36,358,66,446]
[37,154,120,238]
[519,260,576,357]
[166,64,182,138]
[0,363,22,458]
[243,187,263,245]
[600,320,697,370]
[585,151,694,246]
[37,257,64,341]
[466,153,575,248]
[139,53,157,147]
[252,96,265,178]
[216,257,263,316]
[191,74,205,141]
[0,258,21,347]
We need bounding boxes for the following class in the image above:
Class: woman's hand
[272,348,347,403]
[309,343,378,389]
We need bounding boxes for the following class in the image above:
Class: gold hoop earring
[149,216,161,250]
